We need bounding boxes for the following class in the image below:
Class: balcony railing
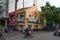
[28,18,37,22]
[17,17,24,21]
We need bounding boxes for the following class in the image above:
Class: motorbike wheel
[23,35,33,38]
[53,32,57,36]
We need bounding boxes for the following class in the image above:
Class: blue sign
[29,18,37,22]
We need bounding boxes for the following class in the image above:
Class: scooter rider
[25,28,32,36]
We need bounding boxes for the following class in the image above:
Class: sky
[9,0,60,12]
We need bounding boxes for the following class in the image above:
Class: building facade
[0,0,9,28]
[9,7,46,31]
[9,7,43,31]
[8,0,46,31]
[17,6,43,31]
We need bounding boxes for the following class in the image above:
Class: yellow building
[17,6,46,31]
[16,0,46,31]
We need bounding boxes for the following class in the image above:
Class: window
[40,18,43,23]
[28,25,32,30]
[6,10,8,15]
[0,20,5,27]
[19,15,24,20]
[0,6,2,9]
[29,14,31,17]
[0,11,2,15]
[35,16,36,18]
[20,15,23,18]
[6,3,8,8]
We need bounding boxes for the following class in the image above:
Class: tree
[53,10,60,25]
[40,2,54,26]
[40,2,60,29]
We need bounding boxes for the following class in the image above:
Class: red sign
[9,18,15,24]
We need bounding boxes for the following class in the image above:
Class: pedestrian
[4,28,9,33]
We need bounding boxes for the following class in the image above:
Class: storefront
[0,20,5,27]
[0,18,8,28]
[34,25,38,30]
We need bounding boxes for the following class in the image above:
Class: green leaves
[40,2,60,25]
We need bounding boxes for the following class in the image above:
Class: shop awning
[9,12,15,16]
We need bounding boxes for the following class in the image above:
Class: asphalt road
[3,32,60,40]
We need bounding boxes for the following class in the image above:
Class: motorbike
[54,28,60,36]
[23,30,33,38]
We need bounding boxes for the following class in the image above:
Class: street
[3,31,60,40]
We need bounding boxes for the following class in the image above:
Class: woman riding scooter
[24,28,32,37]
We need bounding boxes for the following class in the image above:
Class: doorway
[19,25,23,32]
[28,24,32,30]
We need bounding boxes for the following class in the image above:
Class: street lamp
[15,0,18,30]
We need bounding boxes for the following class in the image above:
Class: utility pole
[23,0,25,33]
[15,0,18,31]
[36,19,39,32]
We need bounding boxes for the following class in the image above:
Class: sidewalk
[32,31,54,34]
